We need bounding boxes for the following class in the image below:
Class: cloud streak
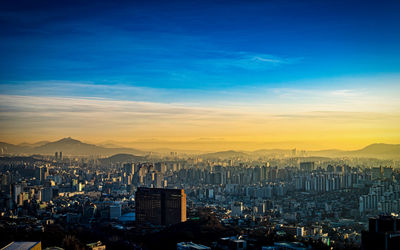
[1,75,400,149]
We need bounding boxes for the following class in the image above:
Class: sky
[0,0,400,151]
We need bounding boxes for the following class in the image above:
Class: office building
[231,202,243,217]
[361,215,400,250]
[300,162,315,172]
[109,204,121,219]
[135,187,186,225]
[123,163,135,175]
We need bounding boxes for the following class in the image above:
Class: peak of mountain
[33,138,146,156]
[55,137,81,144]
[0,138,146,157]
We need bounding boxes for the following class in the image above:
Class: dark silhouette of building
[135,187,186,225]
[123,163,135,175]
[361,214,400,250]
[35,166,48,184]
[300,162,315,172]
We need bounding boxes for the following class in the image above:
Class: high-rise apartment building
[135,187,186,225]
[300,162,315,172]
[123,163,135,175]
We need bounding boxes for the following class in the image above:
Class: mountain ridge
[0,138,399,159]
[0,137,145,157]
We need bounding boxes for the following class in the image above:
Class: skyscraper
[135,187,186,225]
[123,163,135,175]
[300,162,315,172]
[361,215,400,250]
[35,166,48,184]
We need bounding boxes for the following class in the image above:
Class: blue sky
[1,0,399,92]
[0,0,399,148]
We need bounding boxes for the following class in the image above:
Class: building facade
[135,187,186,225]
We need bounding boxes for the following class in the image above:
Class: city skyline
[1,0,400,150]
[2,1,400,249]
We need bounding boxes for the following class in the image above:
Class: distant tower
[55,152,58,160]
[59,151,62,160]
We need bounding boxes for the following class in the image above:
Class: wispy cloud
[2,75,400,113]
[1,74,400,148]
[0,92,399,148]
[195,51,300,70]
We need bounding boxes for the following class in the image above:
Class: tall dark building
[35,166,48,183]
[54,151,62,160]
[123,163,135,175]
[135,187,186,225]
[361,215,400,250]
[300,162,315,172]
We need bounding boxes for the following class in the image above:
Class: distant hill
[199,143,400,160]
[0,137,146,157]
[349,143,400,158]
[0,156,51,164]
[17,141,50,147]
[0,142,29,154]
[99,153,146,165]
[200,150,249,159]
[1,139,399,159]
[309,143,400,159]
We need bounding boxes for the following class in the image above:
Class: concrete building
[2,242,41,250]
[135,187,186,225]
[361,215,400,250]
[177,242,211,250]
[231,202,243,217]
[109,204,121,219]
[300,162,315,172]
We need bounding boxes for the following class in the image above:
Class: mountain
[0,142,30,154]
[0,137,145,157]
[1,139,399,159]
[199,144,400,159]
[17,141,50,147]
[309,143,400,159]
[200,150,249,159]
[99,153,146,165]
[349,143,400,158]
